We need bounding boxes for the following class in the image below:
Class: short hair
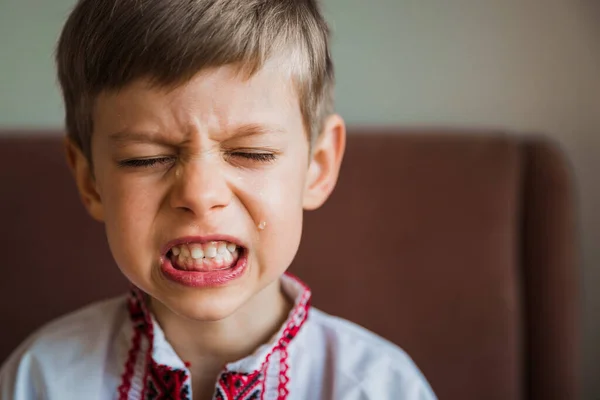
[56,0,335,161]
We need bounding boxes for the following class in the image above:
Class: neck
[150,279,292,373]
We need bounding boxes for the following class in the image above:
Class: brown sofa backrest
[0,130,579,400]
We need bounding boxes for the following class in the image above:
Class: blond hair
[56,0,335,161]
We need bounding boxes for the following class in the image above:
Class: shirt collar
[127,272,311,374]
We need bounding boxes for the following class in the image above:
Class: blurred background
[0,0,598,398]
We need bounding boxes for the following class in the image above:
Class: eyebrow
[108,123,286,145]
[229,123,287,139]
[108,130,172,147]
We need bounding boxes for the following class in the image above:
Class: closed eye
[228,152,277,163]
[117,157,175,168]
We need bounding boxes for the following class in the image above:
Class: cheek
[260,193,304,272]
[235,151,307,223]
[99,173,164,265]
[241,158,308,269]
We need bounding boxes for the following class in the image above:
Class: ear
[64,138,105,222]
[303,114,346,210]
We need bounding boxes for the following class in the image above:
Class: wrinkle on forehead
[94,61,302,145]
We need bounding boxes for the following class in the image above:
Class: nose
[169,156,232,217]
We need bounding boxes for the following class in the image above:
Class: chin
[166,289,249,322]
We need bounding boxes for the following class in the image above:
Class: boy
[0,0,436,398]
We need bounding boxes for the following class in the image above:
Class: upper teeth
[191,246,204,259]
[170,241,238,260]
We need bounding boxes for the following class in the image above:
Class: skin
[66,60,345,399]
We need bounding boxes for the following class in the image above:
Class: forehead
[93,62,303,138]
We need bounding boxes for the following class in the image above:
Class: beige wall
[1,0,598,397]
[321,4,599,398]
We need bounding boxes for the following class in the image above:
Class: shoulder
[10,295,127,357]
[296,308,437,399]
[0,296,128,399]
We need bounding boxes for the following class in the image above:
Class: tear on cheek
[257,221,267,230]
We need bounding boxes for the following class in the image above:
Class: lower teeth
[170,250,239,271]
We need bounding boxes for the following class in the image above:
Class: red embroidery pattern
[146,364,191,399]
[274,275,310,399]
[214,368,266,399]
[118,273,310,400]
[117,293,147,399]
[116,320,141,398]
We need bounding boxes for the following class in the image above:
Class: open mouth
[166,241,244,272]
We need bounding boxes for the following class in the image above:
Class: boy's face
[67,62,345,321]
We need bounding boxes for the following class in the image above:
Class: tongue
[170,252,239,272]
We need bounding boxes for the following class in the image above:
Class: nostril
[174,206,195,214]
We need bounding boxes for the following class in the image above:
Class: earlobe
[303,114,346,210]
[64,138,105,222]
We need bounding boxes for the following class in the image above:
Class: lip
[159,235,248,288]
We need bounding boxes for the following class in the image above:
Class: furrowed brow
[108,124,285,146]
[108,130,172,147]
[230,123,286,139]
